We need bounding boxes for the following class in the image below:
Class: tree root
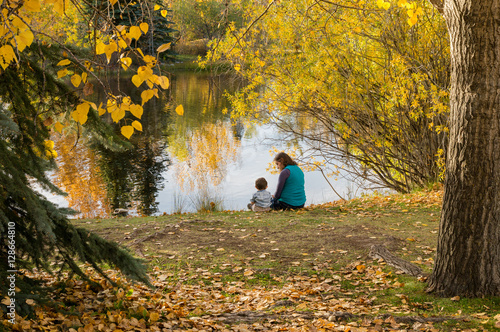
[368,244,425,277]
[214,309,468,325]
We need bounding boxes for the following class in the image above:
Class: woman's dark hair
[255,177,268,190]
[274,152,298,167]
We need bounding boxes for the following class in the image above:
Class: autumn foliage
[206,0,449,193]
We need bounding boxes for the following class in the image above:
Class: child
[247,177,272,212]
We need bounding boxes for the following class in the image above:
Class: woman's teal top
[279,165,306,206]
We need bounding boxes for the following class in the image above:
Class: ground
[3,189,500,331]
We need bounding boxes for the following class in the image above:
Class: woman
[271,152,306,210]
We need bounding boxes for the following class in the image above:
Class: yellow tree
[206,0,449,193]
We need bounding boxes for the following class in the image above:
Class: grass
[57,189,500,330]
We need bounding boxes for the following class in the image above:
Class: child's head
[255,177,268,190]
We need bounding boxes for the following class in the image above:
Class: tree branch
[428,0,444,14]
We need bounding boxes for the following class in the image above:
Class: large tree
[425,0,500,297]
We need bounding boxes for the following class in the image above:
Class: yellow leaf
[121,57,132,70]
[408,15,418,26]
[118,38,128,50]
[81,72,88,83]
[0,45,17,69]
[98,103,106,116]
[24,0,41,12]
[107,98,118,111]
[87,101,97,110]
[57,69,68,78]
[383,1,390,10]
[131,75,143,87]
[130,104,143,119]
[356,264,366,271]
[11,17,27,30]
[122,96,131,106]
[137,66,153,81]
[143,55,156,67]
[175,104,184,116]
[243,270,253,276]
[296,303,308,310]
[53,0,65,15]
[111,108,126,123]
[132,120,142,131]
[71,74,82,87]
[140,23,149,34]
[121,125,134,139]
[397,0,408,7]
[157,43,171,53]
[234,64,241,71]
[96,42,106,55]
[72,103,90,125]
[141,89,155,105]
[13,29,34,52]
[109,0,118,5]
[129,26,142,40]
[158,76,169,89]
[154,4,160,10]
[104,42,118,63]
[54,121,64,133]
[150,312,160,322]
[161,10,168,17]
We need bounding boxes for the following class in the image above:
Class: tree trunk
[427,0,500,297]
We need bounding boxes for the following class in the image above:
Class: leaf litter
[3,189,499,331]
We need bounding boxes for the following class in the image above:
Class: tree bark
[427,0,500,297]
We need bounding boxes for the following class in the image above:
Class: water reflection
[169,121,240,191]
[53,71,243,217]
[52,133,111,218]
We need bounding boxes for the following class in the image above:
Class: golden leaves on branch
[120,57,132,70]
[1,0,174,140]
[377,0,422,27]
[71,103,90,125]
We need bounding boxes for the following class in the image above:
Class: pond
[49,70,361,217]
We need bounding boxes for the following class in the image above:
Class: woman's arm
[273,168,290,199]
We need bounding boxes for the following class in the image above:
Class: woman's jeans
[271,198,304,210]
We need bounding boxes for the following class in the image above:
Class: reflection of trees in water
[92,94,171,216]
[93,136,168,216]
[54,72,244,216]
[53,133,112,218]
[53,79,171,217]
[54,128,169,217]
[170,121,240,193]
[132,139,168,216]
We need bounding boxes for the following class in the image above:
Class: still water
[50,71,358,217]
